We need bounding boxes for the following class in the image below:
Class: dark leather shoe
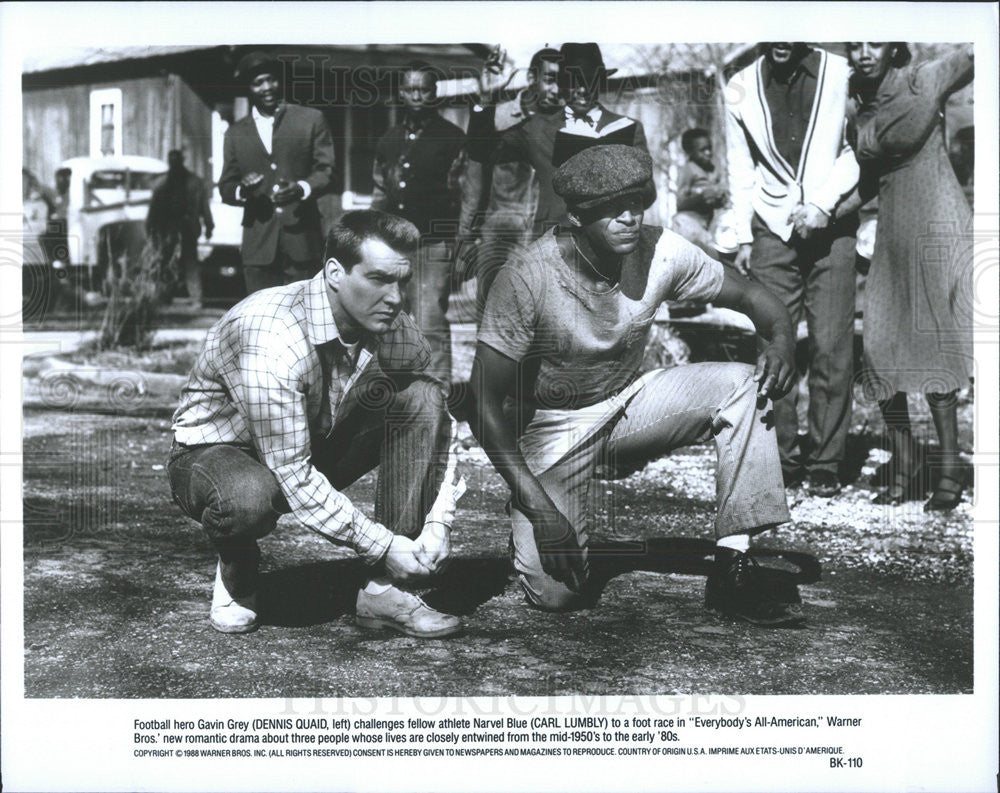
[806,470,841,498]
[782,467,805,489]
[705,549,805,627]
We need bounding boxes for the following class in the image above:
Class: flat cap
[552,145,656,211]
[235,51,281,84]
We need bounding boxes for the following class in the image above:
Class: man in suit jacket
[552,43,648,168]
[219,51,336,294]
[461,43,648,320]
[725,43,860,496]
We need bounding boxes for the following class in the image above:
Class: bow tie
[567,108,597,127]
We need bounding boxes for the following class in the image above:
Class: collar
[403,110,436,135]
[303,271,344,347]
[564,104,602,125]
[251,103,285,124]
[762,47,819,86]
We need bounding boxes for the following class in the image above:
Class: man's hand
[520,498,587,592]
[415,523,451,575]
[788,202,829,240]
[704,185,728,207]
[475,44,517,105]
[733,243,753,276]
[753,335,796,400]
[272,181,305,207]
[239,172,266,198]
[382,535,433,584]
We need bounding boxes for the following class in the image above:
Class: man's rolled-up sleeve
[223,332,394,564]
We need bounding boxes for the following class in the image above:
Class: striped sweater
[724,49,859,244]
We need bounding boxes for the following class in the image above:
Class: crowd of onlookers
[30,41,973,511]
[157,40,976,636]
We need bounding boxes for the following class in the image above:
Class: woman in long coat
[847,42,974,510]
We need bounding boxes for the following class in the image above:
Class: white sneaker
[210,562,259,634]
[356,585,461,638]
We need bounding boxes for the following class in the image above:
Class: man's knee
[390,378,447,417]
[197,466,284,541]
[518,572,588,613]
[714,362,757,398]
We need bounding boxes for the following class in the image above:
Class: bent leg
[167,443,288,595]
[510,429,602,612]
[313,378,451,541]
[606,363,789,538]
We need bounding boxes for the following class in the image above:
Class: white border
[2,3,997,792]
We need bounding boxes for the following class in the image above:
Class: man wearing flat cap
[220,51,337,294]
[472,144,806,626]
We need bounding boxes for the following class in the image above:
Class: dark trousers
[179,229,201,302]
[167,379,450,595]
[244,251,318,294]
[749,213,856,476]
[406,238,453,382]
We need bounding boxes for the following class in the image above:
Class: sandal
[872,468,923,505]
[924,472,965,512]
[872,445,925,505]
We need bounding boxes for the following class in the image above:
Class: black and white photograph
[1,2,997,792]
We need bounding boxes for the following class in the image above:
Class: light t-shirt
[479,226,724,410]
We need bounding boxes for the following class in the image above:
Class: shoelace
[727,550,762,586]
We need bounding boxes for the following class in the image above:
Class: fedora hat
[234,51,281,84]
[559,43,618,83]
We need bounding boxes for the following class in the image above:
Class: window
[89,88,123,157]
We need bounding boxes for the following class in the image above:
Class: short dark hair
[401,59,439,84]
[529,48,561,74]
[324,210,420,270]
[681,128,711,155]
[889,42,912,67]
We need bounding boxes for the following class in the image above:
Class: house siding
[24,75,212,184]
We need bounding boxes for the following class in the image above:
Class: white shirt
[562,105,603,135]
[252,105,276,154]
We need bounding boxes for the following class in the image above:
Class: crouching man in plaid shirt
[168,210,465,638]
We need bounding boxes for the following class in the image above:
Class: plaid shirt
[172,272,445,564]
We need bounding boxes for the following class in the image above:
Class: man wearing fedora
[460,43,648,317]
[471,145,805,627]
[220,51,336,294]
[552,43,648,168]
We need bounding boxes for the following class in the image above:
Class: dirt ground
[21,353,975,697]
